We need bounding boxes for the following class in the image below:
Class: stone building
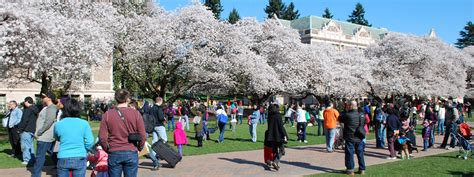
[0,59,114,113]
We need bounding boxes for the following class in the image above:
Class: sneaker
[151,164,159,171]
[346,171,355,176]
[303,140,308,143]
[357,170,365,175]
[272,161,280,171]
[446,147,453,150]
[386,157,396,160]
[21,161,28,165]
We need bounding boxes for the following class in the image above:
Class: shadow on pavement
[218,157,267,170]
[280,160,340,173]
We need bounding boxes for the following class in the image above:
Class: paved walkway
[0,134,460,177]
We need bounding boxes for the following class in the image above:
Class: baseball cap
[41,91,57,101]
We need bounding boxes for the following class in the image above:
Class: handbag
[354,113,366,139]
[115,108,142,147]
[2,112,10,128]
[2,118,8,128]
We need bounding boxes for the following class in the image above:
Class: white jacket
[296,109,307,123]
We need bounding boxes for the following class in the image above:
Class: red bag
[264,146,275,163]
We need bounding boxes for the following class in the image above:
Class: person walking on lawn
[249,106,260,143]
[340,100,366,176]
[323,102,340,152]
[99,89,146,177]
[32,91,58,177]
[17,97,39,165]
[148,96,168,171]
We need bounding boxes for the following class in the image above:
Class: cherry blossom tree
[463,46,474,97]
[320,46,373,98]
[0,3,113,94]
[118,2,232,101]
[366,34,472,97]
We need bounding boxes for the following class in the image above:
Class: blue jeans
[429,125,435,147]
[20,132,35,163]
[108,151,138,177]
[181,115,190,130]
[202,120,208,137]
[237,115,243,124]
[167,116,175,131]
[423,139,429,150]
[437,119,445,135]
[344,141,366,172]
[259,113,266,124]
[325,128,337,151]
[376,122,386,148]
[316,119,323,136]
[249,119,258,142]
[32,141,54,177]
[218,122,226,142]
[57,157,87,177]
[152,126,168,143]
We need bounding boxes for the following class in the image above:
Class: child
[398,131,410,160]
[422,121,430,151]
[193,112,204,147]
[88,144,108,177]
[174,122,188,157]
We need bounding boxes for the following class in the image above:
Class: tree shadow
[448,171,474,177]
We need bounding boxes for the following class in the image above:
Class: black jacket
[150,105,166,127]
[386,114,402,135]
[265,111,288,143]
[340,110,365,143]
[17,106,39,133]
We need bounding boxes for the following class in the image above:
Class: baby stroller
[334,126,345,149]
[452,123,473,160]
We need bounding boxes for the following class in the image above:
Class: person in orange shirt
[324,102,340,152]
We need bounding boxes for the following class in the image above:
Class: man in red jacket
[99,89,146,177]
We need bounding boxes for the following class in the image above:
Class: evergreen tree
[282,2,300,20]
[347,2,371,27]
[322,7,333,19]
[228,8,241,24]
[264,0,286,19]
[455,21,474,48]
[204,0,224,19]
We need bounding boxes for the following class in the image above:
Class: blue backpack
[218,114,228,124]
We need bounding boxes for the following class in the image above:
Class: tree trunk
[40,72,51,95]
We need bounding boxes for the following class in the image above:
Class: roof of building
[280,16,389,40]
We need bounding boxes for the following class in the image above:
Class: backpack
[305,111,311,121]
[167,108,174,118]
[218,114,228,124]
[142,113,156,134]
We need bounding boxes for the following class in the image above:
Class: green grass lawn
[0,120,375,169]
[307,151,474,177]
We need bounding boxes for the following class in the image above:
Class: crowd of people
[1,89,472,177]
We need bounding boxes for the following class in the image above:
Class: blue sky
[157,0,473,44]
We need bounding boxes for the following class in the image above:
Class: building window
[0,94,6,114]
